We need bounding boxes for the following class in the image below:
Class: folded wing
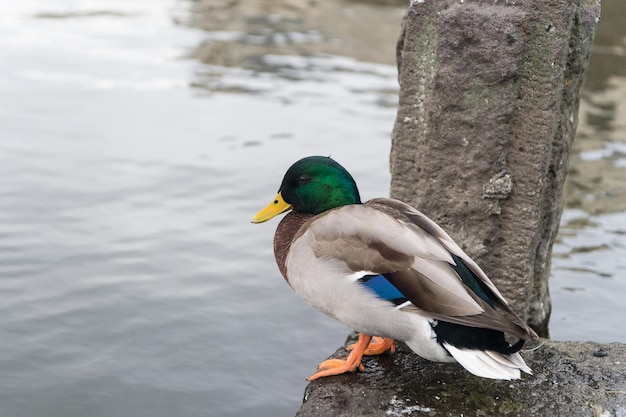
[303,198,537,341]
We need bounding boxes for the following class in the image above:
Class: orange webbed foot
[347,336,396,355]
[307,334,372,381]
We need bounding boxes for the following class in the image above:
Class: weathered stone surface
[389,0,601,336]
[296,338,626,417]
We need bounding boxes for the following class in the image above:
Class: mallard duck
[252,156,538,381]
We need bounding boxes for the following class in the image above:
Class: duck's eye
[297,175,311,185]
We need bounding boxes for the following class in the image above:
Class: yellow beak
[251,192,293,223]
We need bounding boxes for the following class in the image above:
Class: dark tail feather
[500,338,526,354]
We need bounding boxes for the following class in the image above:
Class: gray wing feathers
[368,198,509,305]
[299,198,536,340]
[304,202,485,315]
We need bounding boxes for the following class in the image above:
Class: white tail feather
[485,350,533,375]
[443,343,532,380]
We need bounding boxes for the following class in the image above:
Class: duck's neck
[274,211,314,286]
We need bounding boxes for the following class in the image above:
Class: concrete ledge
[296,337,626,416]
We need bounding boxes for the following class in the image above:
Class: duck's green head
[252,156,361,223]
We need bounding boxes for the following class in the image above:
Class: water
[0,1,624,416]
[549,0,626,343]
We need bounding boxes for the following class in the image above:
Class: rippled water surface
[0,1,625,416]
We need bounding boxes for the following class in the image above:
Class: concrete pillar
[389,0,600,336]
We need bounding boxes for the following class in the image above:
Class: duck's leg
[347,336,396,355]
[306,334,372,381]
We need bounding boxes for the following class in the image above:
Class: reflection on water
[564,0,626,214]
[185,0,404,67]
[551,0,626,341]
[551,210,626,342]
[0,0,624,416]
